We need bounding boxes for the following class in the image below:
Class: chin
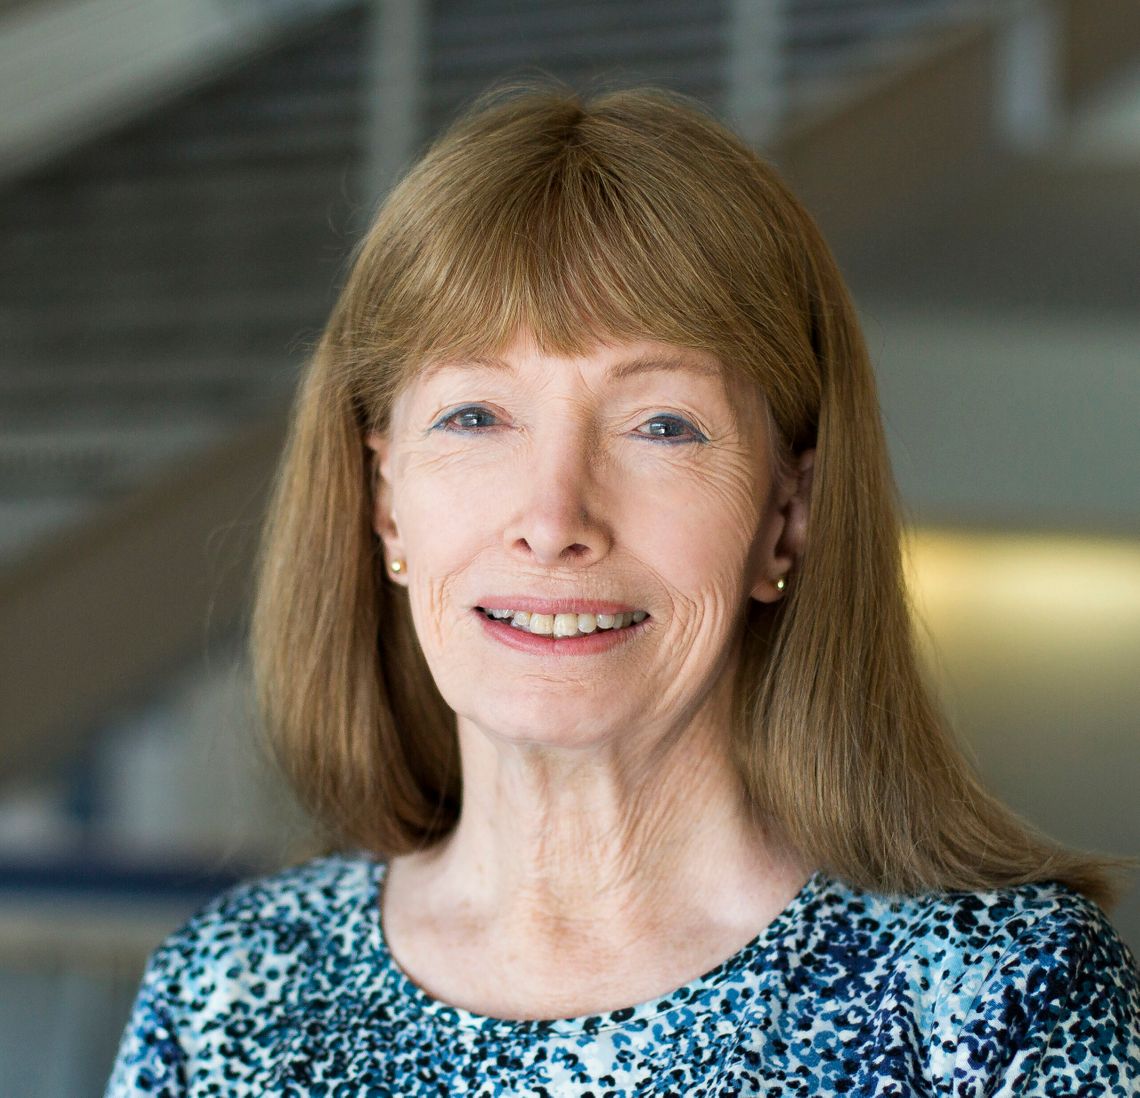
[463,700,629,753]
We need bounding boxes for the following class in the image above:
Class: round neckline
[367,857,829,1039]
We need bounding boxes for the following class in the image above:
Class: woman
[107,87,1138,1095]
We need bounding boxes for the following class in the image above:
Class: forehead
[414,339,733,393]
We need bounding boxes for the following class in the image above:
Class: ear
[750,448,814,603]
[364,430,407,585]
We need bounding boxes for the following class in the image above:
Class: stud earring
[390,559,405,574]
[775,576,787,592]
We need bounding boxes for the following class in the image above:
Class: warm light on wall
[901,527,1140,756]
[904,529,1140,648]
[899,528,1139,863]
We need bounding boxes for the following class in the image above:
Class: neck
[401,700,808,951]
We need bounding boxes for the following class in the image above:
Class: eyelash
[431,405,707,444]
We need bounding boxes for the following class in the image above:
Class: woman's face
[368,334,810,751]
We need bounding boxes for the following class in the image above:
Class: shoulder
[106,853,385,1094]
[194,849,380,927]
[157,850,378,955]
[928,881,1140,1092]
[891,878,1134,1002]
[807,874,1139,1091]
[812,872,1132,975]
[143,851,383,1023]
[894,876,1123,958]
[820,875,1138,1015]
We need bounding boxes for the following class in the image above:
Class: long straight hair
[251,85,1125,904]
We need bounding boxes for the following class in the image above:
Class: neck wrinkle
[430,694,794,947]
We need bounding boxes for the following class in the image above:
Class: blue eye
[431,407,705,443]
[636,415,706,444]
[433,405,500,432]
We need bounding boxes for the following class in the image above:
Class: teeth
[483,607,647,638]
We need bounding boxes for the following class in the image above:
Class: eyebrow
[422,351,723,383]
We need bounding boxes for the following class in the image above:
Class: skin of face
[366,334,813,765]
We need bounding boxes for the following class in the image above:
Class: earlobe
[749,448,815,604]
[364,431,406,581]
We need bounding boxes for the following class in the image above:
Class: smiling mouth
[475,606,649,639]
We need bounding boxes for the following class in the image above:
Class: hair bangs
[348,93,810,443]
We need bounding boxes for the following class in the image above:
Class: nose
[503,435,612,567]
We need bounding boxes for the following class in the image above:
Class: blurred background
[0,0,1137,1092]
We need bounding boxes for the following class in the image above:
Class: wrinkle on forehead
[419,344,722,386]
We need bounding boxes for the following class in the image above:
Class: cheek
[396,451,495,557]
[627,462,765,589]
[393,453,516,653]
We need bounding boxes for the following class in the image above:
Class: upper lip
[474,597,647,615]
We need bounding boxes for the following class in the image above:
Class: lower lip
[474,611,649,656]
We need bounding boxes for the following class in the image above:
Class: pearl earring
[775,576,787,592]
[390,559,405,574]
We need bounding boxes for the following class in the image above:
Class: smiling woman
[105,86,1139,1096]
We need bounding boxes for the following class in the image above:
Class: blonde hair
[251,85,1125,904]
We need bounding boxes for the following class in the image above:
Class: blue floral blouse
[106,852,1140,1096]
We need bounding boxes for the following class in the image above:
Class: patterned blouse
[106,852,1140,1096]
